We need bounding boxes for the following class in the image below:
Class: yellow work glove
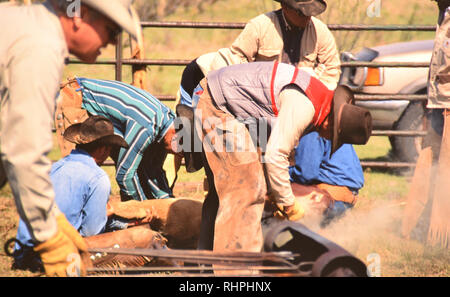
[34,214,89,277]
[275,200,305,221]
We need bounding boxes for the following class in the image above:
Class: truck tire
[391,100,426,163]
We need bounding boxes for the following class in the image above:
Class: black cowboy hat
[175,104,204,173]
[274,0,327,16]
[331,85,373,155]
[64,115,129,149]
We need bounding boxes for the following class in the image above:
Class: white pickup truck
[339,39,433,163]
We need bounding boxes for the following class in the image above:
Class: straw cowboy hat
[64,115,129,148]
[274,0,327,16]
[331,85,373,154]
[81,0,143,48]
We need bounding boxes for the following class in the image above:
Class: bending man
[56,78,182,201]
[193,61,372,254]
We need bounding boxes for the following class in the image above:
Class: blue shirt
[179,84,203,108]
[77,78,176,200]
[289,131,364,192]
[16,149,111,247]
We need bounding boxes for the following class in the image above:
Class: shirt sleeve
[80,173,111,237]
[1,36,64,243]
[215,17,261,65]
[264,85,315,206]
[289,132,325,184]
[312,19,342,90]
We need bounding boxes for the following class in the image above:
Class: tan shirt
[212,11,341,90]
[0,1,68,242]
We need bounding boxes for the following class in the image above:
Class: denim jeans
[321,201,354,228]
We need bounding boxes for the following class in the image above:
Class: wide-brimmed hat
[274,0,327,16]
[64,115,129,148]
[175,104,204,173]
[331,86,372,154]
[81,0,143,48]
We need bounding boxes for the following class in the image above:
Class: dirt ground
[0,181,449,277]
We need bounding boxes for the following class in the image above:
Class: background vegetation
[0,0,448,277]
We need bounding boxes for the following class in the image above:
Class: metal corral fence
[69,22,436,170]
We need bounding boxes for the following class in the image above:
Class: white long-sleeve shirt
[264,86,315,206]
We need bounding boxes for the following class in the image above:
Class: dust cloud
[295,197,406,253]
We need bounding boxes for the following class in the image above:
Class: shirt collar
[281,9,294,31]
[66,148,98,167]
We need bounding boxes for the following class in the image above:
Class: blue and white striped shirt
[77,78,176,200]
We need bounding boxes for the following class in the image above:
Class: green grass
[64,0,439,98]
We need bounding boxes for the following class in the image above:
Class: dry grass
[0,139,448,277]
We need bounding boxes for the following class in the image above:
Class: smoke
[295,197,406,253]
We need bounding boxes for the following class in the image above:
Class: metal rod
[115,33,123,81]
[341,61,429,67]
[69,59,116,65]
[80,157,420,169]
[155,94,428,102]
[88,248,297,264]
[68,59,430,68]
[371,130,427,136]
[122,58,192,66]
[354,94,427,101]
[88,265,300,273]
[140,21,246,29]
[139,21,435,32]
[360,161,416,168]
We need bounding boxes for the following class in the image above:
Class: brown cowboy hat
[331,85,373,155]
[64,115,129,148]
[274,0,327,16]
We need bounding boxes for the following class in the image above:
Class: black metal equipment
[263,220,368,277]
[83,220,368,277]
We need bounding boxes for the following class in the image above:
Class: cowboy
[0,0,142,276]
[193,61,372,259]
[401,0,450,248]
[12,116,131,272]
[178,0,340,110]
[55,77,182,202]
[177,0,339,170]
[288,131,365,227]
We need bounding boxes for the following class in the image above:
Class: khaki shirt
[0,1,68,242]
[212,11,341,90]
[428,7,450,108]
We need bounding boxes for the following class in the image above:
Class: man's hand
[34,214,89,277]
[127,207,156,227]
[275,200,305,221]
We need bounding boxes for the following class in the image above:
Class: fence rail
[67,22,436,169]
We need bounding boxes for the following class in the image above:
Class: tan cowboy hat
[81,0,143,48]
[64,115,129,148]
[331,85,373,155]
[274,0,327,16]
